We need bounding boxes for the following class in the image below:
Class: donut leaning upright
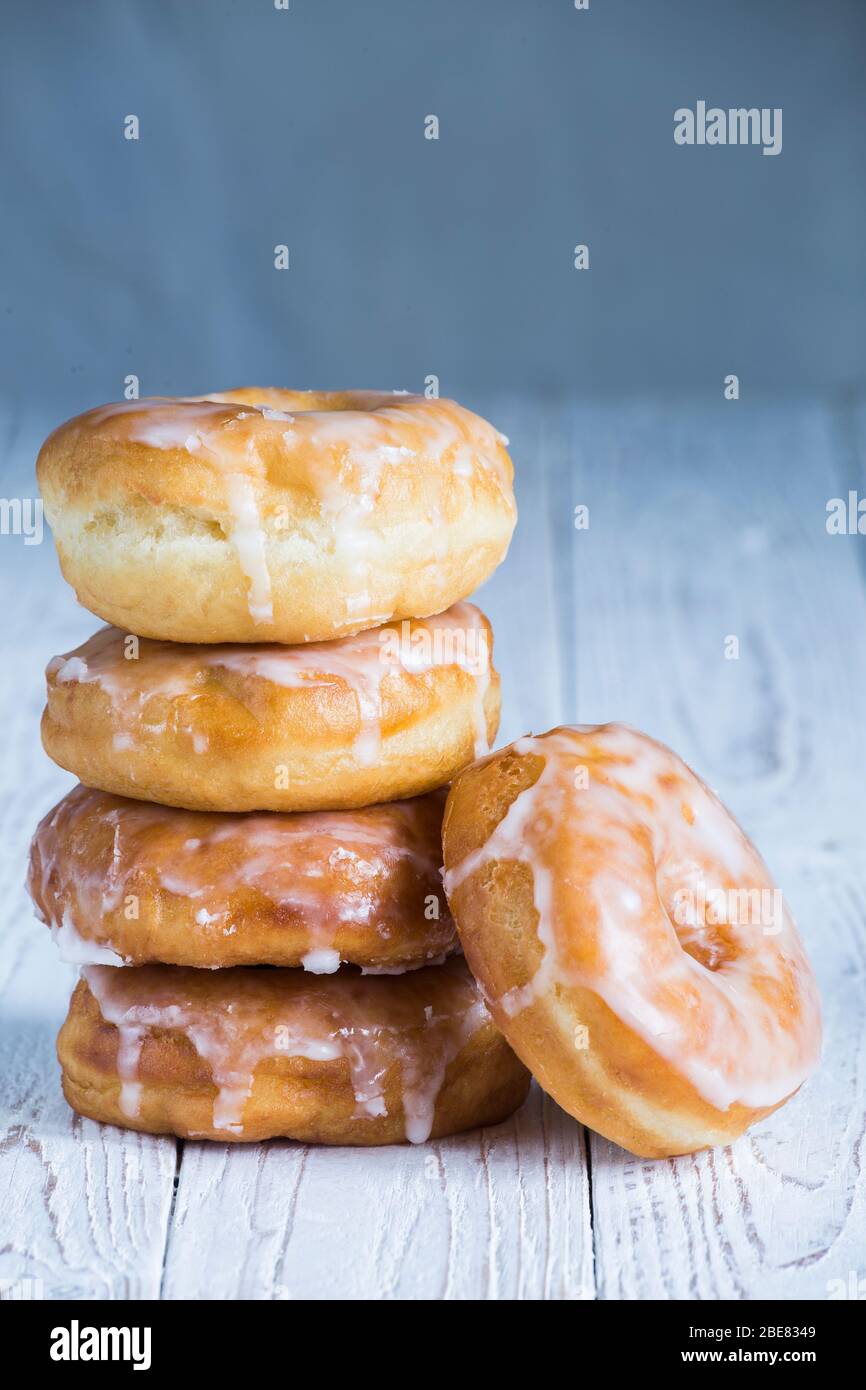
[31,388,529,1145]
[442,723,822,1158]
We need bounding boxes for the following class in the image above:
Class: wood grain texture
[162,1086,591,1301]
[1,398,863,1300]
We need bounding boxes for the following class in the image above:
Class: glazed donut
[36,390,516,644]
[442,723,822,1158]
[29,784,455,973]
[57,958,531,1144]
[41,602,499,812]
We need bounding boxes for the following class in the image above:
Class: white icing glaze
[46,601,493,767]
[222,468,273,623]
[115,1025,146,1118]
[81,960,488,1141]
[300,948,342,974]
[53,655,88,683]
[444,723,822,1113]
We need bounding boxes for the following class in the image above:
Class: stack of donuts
[28,388,824,1159]
[29,390,531,1144]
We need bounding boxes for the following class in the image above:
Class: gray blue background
[1,0,864,423]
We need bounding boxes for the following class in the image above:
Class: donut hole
[668,910,740,973]
[655,855,745,973]
[667,884,739,973]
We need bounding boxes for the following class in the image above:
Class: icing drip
[222,467,273,623]
[105,400,276,625]
[444,723,822,1112]
[52,913,129,967]
[45,601,493,768]
[300,949,342,974]
[116,1026,146,1118]
[81,959,488,1141]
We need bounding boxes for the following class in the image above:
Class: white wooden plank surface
[163,1086,590,1301]
[1,397,863,1300]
